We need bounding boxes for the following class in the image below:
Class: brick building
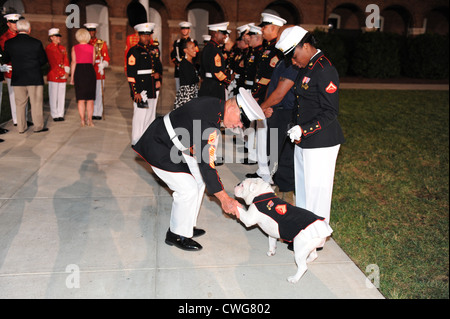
[1,0,448,70]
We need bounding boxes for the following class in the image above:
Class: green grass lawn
[333,89,449,299]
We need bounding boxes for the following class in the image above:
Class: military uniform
[198,39,232,100]
[84,22,111,120]
[290,45,345,223]
[252,38,284,103]
[0,25,18,125]
[46,28,70,121]
[252,192,332,242]
[231,46,249,94]
[127,36,163,145]
[132,97,225,238]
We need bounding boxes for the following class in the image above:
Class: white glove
[98,61,108,75]
[287,125,302,143]
[0,64,12,72]
[64,66,71,74]
[140,90,148,102]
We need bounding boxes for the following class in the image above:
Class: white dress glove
[0,64,12,72]
[98,61,108,75]
[140,90,148,102]
[287,125,302,143]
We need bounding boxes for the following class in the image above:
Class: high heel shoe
[81,121,85,127]
[87,120,94,127]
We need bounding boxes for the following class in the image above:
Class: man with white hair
[0,13,32,129]
[3,19,48,134]
[132,88,265,251]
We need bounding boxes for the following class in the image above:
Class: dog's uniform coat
[253,192,326,242]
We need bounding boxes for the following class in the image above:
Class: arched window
[86,4,110,46]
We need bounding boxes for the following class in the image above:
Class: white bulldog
[234,178,333,283]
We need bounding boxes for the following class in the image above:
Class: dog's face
[234,178,274,205]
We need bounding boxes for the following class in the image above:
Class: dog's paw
[287,275,300,284]
[266,250,276,257]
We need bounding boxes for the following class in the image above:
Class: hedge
[313,30,449,79]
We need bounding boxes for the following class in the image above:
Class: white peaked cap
[135,22,155,34]
[84,23,99,29]
[207,22,229,33]
[179,21,192,28]
[4,13,21,21]
[202,34,211,41]
[275,26,308,55]
[248,24,262,35]
[236,24,250,35]
[236,88,265,122]
[259,12,287,27]
[48,28,61,36]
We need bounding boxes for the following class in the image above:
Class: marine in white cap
[170,21,199,91]
[276,26,345,228]
[84,22,110,120]
[132,87,264,251]
[244,13,287,183]
[0,13,26,129]
[126,22,162,146]
[45,27,70,122]
[198,21,232,100]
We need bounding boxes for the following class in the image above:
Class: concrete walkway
[0,69,385,299]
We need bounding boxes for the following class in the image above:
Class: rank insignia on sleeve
[270,56,279,68]
[214,54,222,67]
[128,55,136,66]
[325,81,337,94]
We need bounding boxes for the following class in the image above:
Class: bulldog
[234,178,333,283]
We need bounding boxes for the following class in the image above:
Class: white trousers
[94,79,104,117]
[294,144,340,224]
[131,91,159,145]
[6,78,17,124]
[255,119,271,181]
[48,81,66,119]
[151,154,205,238]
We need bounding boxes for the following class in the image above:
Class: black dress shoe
[241,158,257,165]
[245,172,260,178]
[53,118,60,122]
[27,121,33,127]
[165,229,202,251]
[0,127,8,134]
[93,116,102,120]
[59,117,65,121]
[193,228,206,238]
[0,138,4,143]
[34,128,49,133]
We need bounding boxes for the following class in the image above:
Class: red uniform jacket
[124,33,139,72]
[0,29,17,79]
[45,43,70,83]
[89,37,110,80]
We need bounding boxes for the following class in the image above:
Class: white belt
[137,69,154,75]
[245,80,254,85]
[205,72,213,78]
[163,113,188,152]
